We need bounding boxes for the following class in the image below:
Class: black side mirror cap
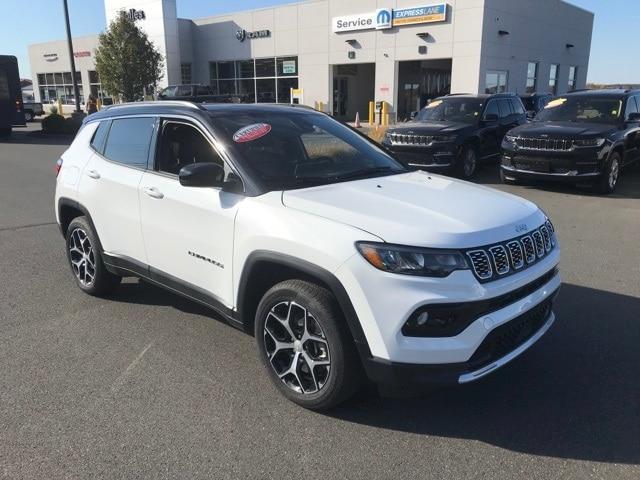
[179,162,225,188]
[526,110,536,120]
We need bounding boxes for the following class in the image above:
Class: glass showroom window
[88,70,108,100]
[526,62,538,93]
[485,70,508,94]
[568,66,577,91]
[209,56,298,103]
[181,64,192,85]
[37,71,83,104]
[548,64,559,95]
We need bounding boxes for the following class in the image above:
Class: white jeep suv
[55,101,560,410]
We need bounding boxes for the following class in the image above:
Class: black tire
[594,151,621,194]
[255,279,362,410]
[455,144,478,179]
[499,167,519,185]
[65,216,121,296]
[24,110,34,122]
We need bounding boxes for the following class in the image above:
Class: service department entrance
[331,63,375,122]
[397,59,452,121]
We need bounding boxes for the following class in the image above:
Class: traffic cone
[354,111,361,128]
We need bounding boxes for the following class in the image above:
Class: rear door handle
[143,186,164,199]
[86,169,100,179]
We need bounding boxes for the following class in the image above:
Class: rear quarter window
[89,120,110,154]
[103,117,155,168]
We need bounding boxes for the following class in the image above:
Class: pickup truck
[23,100,44,122]
[157,84,248,103]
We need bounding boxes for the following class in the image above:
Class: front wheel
[456,145,478,179]
[594,151,621,194]
[255,279,362,410]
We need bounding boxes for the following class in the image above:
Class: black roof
[83,101,318,124]
[440,92,519,100]
[564,88,640,97]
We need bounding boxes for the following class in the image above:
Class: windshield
[535,96,623,124]
[210,110,406,191]
[415,98,483,124]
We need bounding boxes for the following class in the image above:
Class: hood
[282,171,544,249]
[510,121,616,138]
[387,121,473,136]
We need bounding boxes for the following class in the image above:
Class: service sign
[332,3,447,33]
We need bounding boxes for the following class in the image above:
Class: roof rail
[102,100,206,111]
[445,93,473,96]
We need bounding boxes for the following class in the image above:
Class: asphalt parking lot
[1,123,639,479]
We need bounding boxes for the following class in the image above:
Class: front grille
[467,298,553,370]
[465,223,556,283]
[388,133,434,146]
[516,137,573,151]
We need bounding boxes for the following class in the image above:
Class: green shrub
[42,114,66,134]
[41,114,81,135]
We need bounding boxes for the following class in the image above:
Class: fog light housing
[402,307,459,337]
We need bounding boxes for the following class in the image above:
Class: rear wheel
[255,279,361,410]
[65,216,121,296]
[594,151,621,194]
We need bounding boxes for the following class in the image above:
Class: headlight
[504,134,517,144]
[573,138,605,147]
[356,242,469,277]
[432,135,456,142]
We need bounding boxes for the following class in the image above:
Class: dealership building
[28,0,593,121]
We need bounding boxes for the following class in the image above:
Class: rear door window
[175,85,193,97]
[483,100,499,119]
[103,117,155,168]
[497,99,513,118]
[510,98,526,115]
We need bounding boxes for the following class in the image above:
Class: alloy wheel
[68,227,96,286]
[263,301,331,394]
[463,149,477,177]
[609,157,619,189]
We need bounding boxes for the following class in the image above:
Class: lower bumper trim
[458,311,555,383]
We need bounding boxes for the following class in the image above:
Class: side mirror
[483,113,499,123]
[627,112,640,123]
[526,110,536,120]
[179,163,225,188]
[409,111,418,120]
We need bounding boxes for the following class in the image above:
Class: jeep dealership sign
[332,3,446,33]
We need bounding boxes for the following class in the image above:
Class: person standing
[85,94,98,115]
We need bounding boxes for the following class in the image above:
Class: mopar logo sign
[332,3,447,33]
[375,8,392,29]
[235,29,271,42]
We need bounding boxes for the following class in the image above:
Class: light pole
[62,0,82,113]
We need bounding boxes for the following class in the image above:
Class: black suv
[501,89,640,193]
[383,93,528,178]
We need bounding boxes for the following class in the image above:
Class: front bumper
[335,247,561,385]
[385,143,458,170]
[362,298,556,386]
[500,164,602,183]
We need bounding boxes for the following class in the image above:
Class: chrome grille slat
[467,250,493,280]
[506,240,524,270]
[532,231,545,258]
[465,225,556,282]
[389,133,434,146]
[515,137,574,151]
[489,245,510,275]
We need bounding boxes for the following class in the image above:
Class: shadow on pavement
[0,122,73,147]
[329,283,640,464]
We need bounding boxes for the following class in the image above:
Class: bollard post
[57,98,63,116]
[368,101,375,126]
[381,101,389,126]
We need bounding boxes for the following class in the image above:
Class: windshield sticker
[233,123,272,143]
[545,98,567,109]
[427,100,443,108]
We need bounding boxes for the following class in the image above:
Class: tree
[94,12,163,102]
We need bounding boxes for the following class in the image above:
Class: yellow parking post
[57,98,63,116]
[381,101,389,126]
[96,98,102,111]
[368,101,375,126]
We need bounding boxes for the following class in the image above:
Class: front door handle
[86,169,101,179]
[143,186,164,199]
